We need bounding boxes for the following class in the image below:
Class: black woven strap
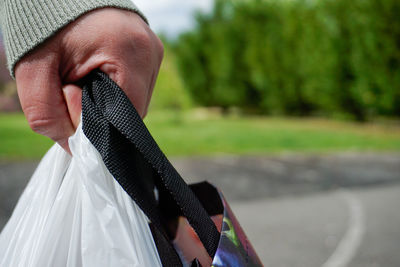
[81,70,220,259]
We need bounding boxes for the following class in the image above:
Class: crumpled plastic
[0,123,162,267]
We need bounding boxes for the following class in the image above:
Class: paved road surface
[234,185,400,267]
[1,153,399,266]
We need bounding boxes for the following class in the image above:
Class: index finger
[15,53,75,153]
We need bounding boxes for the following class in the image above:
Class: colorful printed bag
[174,182,263,266]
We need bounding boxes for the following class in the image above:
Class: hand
[14,8,164,153]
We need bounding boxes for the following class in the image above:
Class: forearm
[0,0,146,77]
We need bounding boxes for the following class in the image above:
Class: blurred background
[1,0,400,266]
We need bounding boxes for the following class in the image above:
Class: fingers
[63,84,82,129]
[15,51,75,154]
[97,28,164,118]
[60,9,164,118]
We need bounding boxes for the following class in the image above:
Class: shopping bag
[80,70,263,266]
[172,182,263,267]
[0,120,162,265]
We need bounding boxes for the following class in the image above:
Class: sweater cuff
[0,0,147,78]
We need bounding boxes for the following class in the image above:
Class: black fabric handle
[81,70,220,260]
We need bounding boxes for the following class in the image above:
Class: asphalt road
[234,184,400,267]
[1,153,399,267]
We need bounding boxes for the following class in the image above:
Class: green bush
[175,0,400,120]
[150,40,192,112]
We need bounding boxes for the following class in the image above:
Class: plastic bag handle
[80,70,220,259]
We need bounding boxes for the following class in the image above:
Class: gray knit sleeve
[0,0,147,77]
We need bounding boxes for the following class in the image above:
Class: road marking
[321,191,365,267]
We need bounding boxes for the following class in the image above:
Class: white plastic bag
[0,123,162,267]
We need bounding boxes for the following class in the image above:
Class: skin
[14,8,164,153]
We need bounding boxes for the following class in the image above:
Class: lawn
[1,111,399,160]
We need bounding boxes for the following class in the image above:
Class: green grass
[144,110,400,156]
[1,111,399,160]
[0,113,54,160]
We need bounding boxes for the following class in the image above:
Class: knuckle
[24,108,52,134]
[27,117,50,134]
[133,30,152,50]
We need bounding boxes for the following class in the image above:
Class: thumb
[62,84,82,130]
